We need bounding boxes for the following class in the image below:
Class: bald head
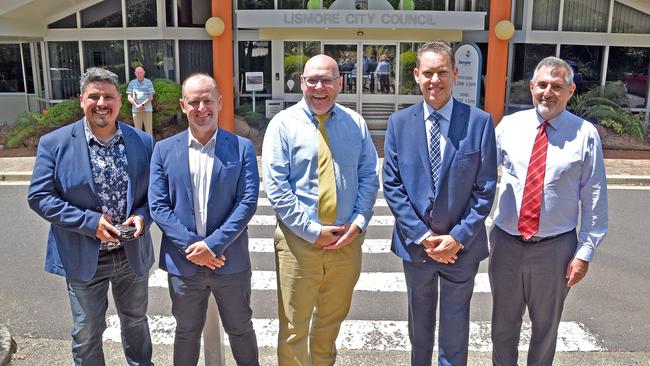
[301,54,342,115]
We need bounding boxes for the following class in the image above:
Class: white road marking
[249,215,396,226]
[257,198,388,207]
[103,316,604,352]
[148,269,491,293]
[250,238,393,253]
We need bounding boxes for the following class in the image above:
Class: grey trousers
[488,225,576,366]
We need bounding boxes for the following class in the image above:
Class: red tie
[518,121,549,240]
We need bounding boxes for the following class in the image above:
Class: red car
[623,68,648,97]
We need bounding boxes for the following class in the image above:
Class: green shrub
[569,82,646,141]
[4,112,39,148]
[399,50,418,94]
[39,99,82,128]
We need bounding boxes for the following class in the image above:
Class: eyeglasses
[301,76,340,87]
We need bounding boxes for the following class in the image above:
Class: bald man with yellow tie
[262,54,379,366]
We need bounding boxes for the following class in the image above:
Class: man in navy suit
[382,41,497,365]
[28,67,155,365]
[148,73,259,366]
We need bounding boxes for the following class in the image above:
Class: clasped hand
[186,241,226,270]
[422,234,461,264]
[315,223,361,250]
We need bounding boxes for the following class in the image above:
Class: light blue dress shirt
[262,99,379,244]
[494,108,608,261]
[126,78,155,112]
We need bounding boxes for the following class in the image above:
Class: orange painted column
[484,0,512,125]
[212,0,234,132]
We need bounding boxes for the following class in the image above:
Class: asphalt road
[0,184,648,360]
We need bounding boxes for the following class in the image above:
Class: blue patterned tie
[428,111,442,194]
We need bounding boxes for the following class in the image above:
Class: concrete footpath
[2,156,650,185]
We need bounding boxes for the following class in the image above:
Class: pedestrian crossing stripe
[249,238,393,253]
[248,215,494,227]
[102,316,604,352]
[258,198,389,207]
[148,269,492,293]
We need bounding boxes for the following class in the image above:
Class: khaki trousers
[133,111,153,135]
[274,222,363,366]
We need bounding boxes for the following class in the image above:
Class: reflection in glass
[363,45,396,95]
[532,0,559,30]
[509,43,555,106]
[324,44,357,94]
[128,40,175,80]
[612,2,650,34]
[239,41,272,94]
[279,0,307,9]
[284,41,321,93]
[607,47,649,108]
[48,42,81,100]
[180,40,213,82]
[48,13,77,29]
[560,45,603,95]
[81,0,122,28]
[238,0,273,9]
[409,0,446,10]
[562,0,608,32]
[127,0,157,27]
[0,44,25,93]
[22,44,35,94]
[178,0,210,27]
[399,42,423,95]
[83,41,126,83]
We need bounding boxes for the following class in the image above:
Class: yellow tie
[316,113,337,225]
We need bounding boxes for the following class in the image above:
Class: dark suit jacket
[382,100,497,264]
[148,129,259,277]
[28,119,155,281]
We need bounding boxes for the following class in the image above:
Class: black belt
[500,227,574,243]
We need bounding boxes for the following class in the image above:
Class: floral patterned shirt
[83,119,129,251]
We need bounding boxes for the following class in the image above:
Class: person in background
[127,66,155,135]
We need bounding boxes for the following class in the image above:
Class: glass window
[83,41,126,83]
[284,41,321,93]
[48,41,81,100]
[81,0,122,28]
[238,41,272,94]
[514,0,524,29]
[532,0,560,30]
[238,0,273,9]
[128,40,175,80]
[509,43,556,105]
[179,40,213,82]
[127,0,157,27]
[279,0,307,9]
[48,13,77,29]
[612,2,650,34]
[0,44,25,93]
[178,0,211,27]
[607,47,649,108]
[399,42,423,95]
[562,0,608,32]
[22,44,34,94]
[166,0,174,26]
[324,44,357,94]
[362,45,396,95]
[560,45,604,95]
[37,43,46,95]
[408,0,446,10]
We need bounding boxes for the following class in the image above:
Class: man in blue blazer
[149,73,259,366]
[382,41,497,365]
[28,68,154,365]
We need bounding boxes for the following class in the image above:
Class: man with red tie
[490,56,608,366]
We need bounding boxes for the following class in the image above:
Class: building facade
[0,0,648,131]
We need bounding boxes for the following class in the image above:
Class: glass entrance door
[324,42,397,129]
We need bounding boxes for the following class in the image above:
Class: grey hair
[80,67,120,94]
[532,57,574,86]
[416,41,455,69]
[181,73,219,98]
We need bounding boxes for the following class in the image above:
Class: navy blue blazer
[382,100,497,264]
[149,129,259,277]
[28,119,155,282]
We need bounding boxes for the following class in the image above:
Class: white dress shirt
[188,128,218,255]
[494,108,608,261]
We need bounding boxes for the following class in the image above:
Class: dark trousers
[489,226,576,366]
[403,259,479,366]
[66,247,152,366]
[168,267,259,366]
